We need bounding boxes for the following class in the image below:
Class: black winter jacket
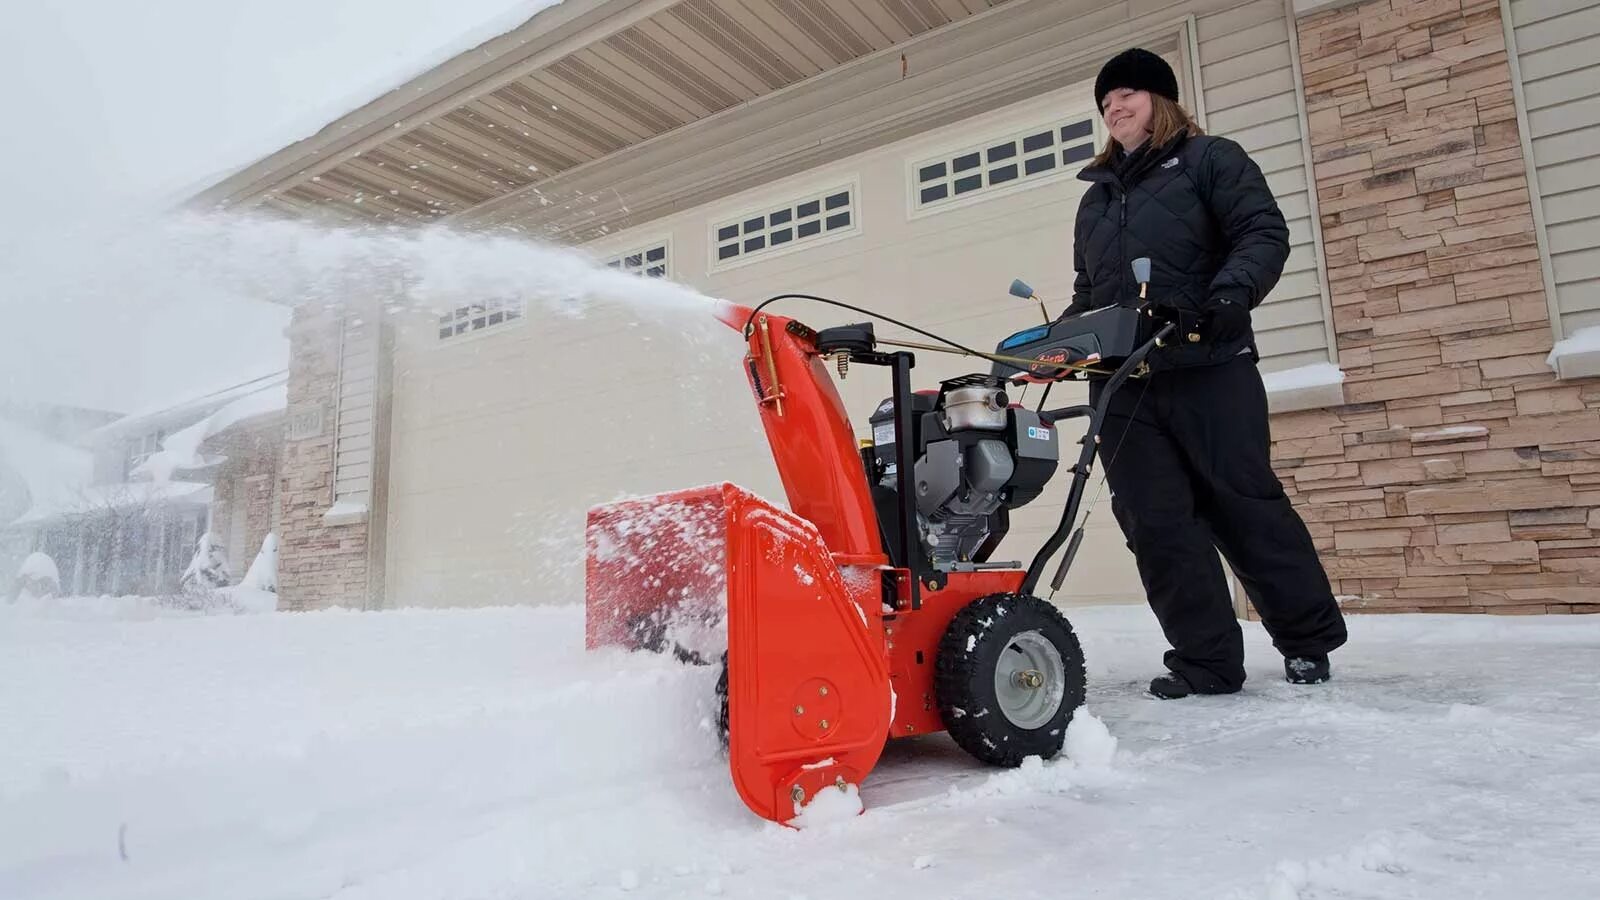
[1067,129,1290,370]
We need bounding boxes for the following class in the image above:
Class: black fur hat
[1094,48,1180,111]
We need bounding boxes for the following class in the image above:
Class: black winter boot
[1285,654,1331,685]
[1148,672,1194,699]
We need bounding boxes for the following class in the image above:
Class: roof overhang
[192,0,1181,244]
[191,0,1042,231]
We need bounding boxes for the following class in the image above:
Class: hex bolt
[819,719,830,729]
[791,785,805,805]
[819,686,829,696]
[794,705,805,716]
[835,777,848,792]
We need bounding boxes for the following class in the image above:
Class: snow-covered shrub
[14,551,61,602]
[180,532,231,591]
[241,533,277,593]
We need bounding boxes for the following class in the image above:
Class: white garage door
[383,80,1156,610]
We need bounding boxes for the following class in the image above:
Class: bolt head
[819,686,829,696]
[791,785,805,804]
[819,719,830,729]
[794,705,805,716]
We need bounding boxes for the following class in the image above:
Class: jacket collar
[1079,128,1193,188]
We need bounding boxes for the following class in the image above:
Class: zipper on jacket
[1118,189,1130,307]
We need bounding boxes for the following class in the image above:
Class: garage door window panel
[712,185,859,268]
[912,114,1098,213]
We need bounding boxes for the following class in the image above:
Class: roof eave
[185,0,669,213]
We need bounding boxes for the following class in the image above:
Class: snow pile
[790,782,863,829]
[17,550,59,584]
[1547,325,1600,370]
[1261,362,1345,394]
[13,551,61,601]
[1063,706,1118,768]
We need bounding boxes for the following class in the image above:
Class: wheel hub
[993,630,1066,729]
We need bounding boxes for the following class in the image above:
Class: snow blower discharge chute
[585,260,1179,825]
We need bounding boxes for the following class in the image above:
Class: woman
[1068,48,1348,699]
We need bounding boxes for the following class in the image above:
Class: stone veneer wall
[278,304,372,610]
[208,422,281,584]
[1272,0,1600,614]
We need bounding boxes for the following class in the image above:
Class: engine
[865,375,1060,569]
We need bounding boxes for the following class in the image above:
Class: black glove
[1142,303,1205,346]
[1207,297,1251,343]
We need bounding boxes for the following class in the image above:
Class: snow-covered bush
[241,533,277,593]
[13,551,61,602]
[180,532,231,591]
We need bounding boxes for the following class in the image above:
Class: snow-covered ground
[3,604,1597,900]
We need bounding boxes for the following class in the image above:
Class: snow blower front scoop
[586,278,1173,826]
[586,482,892,824]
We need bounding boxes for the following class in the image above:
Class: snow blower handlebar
[1020,318,1176,597]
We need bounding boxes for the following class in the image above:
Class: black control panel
[991,305,1145,381]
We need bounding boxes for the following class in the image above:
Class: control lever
[1008,278,1052,325]
[1130,257,1152,299]
[1130,257,1199,346]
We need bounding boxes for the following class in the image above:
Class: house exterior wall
[207,420,282,584]
[256,0,1600,615]
[1278,0,1600,614]
[383,82,1132,609]
[278,304,374,610]
[372,0,1351,612]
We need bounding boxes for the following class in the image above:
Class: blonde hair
[1092,94,1204,168]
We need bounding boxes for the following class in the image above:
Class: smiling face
[1101,87,1154,151]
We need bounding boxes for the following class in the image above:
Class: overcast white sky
[0,0,558,413]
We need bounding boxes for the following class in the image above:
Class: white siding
[331,311,379,513]
[385,83,1149,609]
[1510,0,1600,332]
[1199,0,1334,373]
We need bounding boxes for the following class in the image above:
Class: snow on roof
[10,480,214,527]
[191,0,569,206]
[91,371,288,442]
[0,416,95,526]
[135,379,288,481]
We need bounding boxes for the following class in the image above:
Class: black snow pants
[1090,356,1348,692]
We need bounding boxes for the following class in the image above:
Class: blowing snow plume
[6,211,724,325]
[3,210,765,609]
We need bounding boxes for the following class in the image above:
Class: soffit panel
[248,0,1009,224]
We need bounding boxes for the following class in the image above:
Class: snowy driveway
[3,605,1597,899]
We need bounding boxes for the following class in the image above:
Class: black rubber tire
[714,651,730,750]
[935,593,1087,767]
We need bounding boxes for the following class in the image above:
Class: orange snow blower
[586,261,1176,825]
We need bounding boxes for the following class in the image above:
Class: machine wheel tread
[715,651,730,750]
[935,593,1086,767]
